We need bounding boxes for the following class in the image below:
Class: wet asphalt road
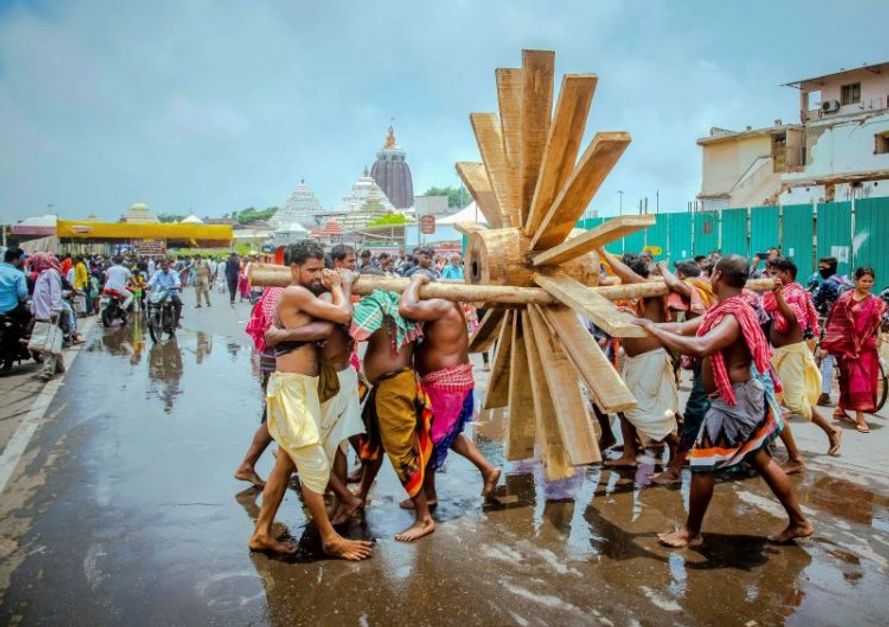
[1,290,888,626]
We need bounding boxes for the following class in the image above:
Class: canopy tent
[57,220,233,247]
[437,202,489,225]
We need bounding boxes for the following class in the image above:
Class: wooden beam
[520,310,574,479]
[524,74,597,238]
[455,162,502,229]
[505,313,537,461]
[470,113,520,228]
[468,308,505,354]
[526,306,600,465]
[483,311,513,410]
[533,271,647,338]
[250,263,775,303]
[530,132,631,250]
[537,304,637,414]
[496,68,524,227]
[520,50,555,226]
[532,215,655,266]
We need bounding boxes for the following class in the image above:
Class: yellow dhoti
[266,371,330,494]
[319,366,365,462]
[621,348,678,443]
[771,341,821,420]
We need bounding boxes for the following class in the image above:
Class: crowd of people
[230,240,887,560]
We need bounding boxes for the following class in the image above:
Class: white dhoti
[621,348,679,443]
[319,366,365,462]
[266,371,330,493]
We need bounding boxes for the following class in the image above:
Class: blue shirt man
[0,248,28,315]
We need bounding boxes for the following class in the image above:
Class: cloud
[0,0,886,221]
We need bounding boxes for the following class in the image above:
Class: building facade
[698,61,889,210]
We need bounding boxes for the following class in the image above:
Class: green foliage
[367,213,409,227]
[157,213,186,223]
[230,207,279,225]
[422,186,469,208]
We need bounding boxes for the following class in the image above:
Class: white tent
[180,214,204,224]
[436,202,488,225]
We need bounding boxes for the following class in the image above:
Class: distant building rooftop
[782,61,889,89]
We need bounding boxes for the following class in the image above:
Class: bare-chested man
[398,273,501,508]
[352,290,435,542]
[249,241,372,560]
[765,257,842,471]
[598,249,679,468]
[633,255,814,547]
[651,260,716,484]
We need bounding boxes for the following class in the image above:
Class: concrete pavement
[0,289,887,625]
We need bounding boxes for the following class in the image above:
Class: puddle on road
[5,317,888,625]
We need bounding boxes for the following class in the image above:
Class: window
[841,82,861,105]
[876,132,889,155]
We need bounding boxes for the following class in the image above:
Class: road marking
[0,317,95,493]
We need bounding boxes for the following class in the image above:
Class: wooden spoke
[526,306,600,465]
[452,222,487,237]
[496,68,523,227]
[532,215,655,266]
[470,113,520,228]
[524,74,597,238]
[483,310,513,410]
[535,304,636,414]
[455,162,503,229]
[521,310,573,479]
[520,50,555,226]
[530,132,631,250]
[468,308,505,354]
[505,313,537,461]
[533,271,647,338]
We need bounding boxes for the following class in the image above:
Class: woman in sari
[822,267,886,433]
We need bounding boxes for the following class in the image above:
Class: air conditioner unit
[821,99,841,114]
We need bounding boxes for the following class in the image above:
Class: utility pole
[656,190,659,215]
[617,190,624,216]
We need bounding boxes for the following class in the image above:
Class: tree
[367,213,409,227]
[157,213,186,223]
[422,186,469,209]
[231,207,279,225]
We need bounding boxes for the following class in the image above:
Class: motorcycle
[147,287,177,343]
[100,290,129,328]
[0,310,41,374]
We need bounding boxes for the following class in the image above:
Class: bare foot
[827,427,842,456]
[249,533,297,555]
[658,527,703,549]
[856,423,870,434]
[780,458,806,475]
[234,468,266,490]
[604,456,638,468]
[322,535,374,561]
[833,410,853,424]
[482,467,502,499]
[769,520,815,544]
[394,518,436,542]
[651,468,682,485]
[332,495,365,525]
[399,497,437,510]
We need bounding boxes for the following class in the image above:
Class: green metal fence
[583,198,889,286]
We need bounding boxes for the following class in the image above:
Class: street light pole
[617,190,624,216]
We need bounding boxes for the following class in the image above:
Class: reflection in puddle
[148,338,183,413]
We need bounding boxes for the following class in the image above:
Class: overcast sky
[1,0,886,222]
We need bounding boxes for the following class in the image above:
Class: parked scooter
[0,309,42,374]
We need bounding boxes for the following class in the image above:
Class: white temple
[121,202,159,223]
[272,179,325,230]
[335,168,398,231]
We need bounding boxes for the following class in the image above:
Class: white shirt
[104,265,132,292]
